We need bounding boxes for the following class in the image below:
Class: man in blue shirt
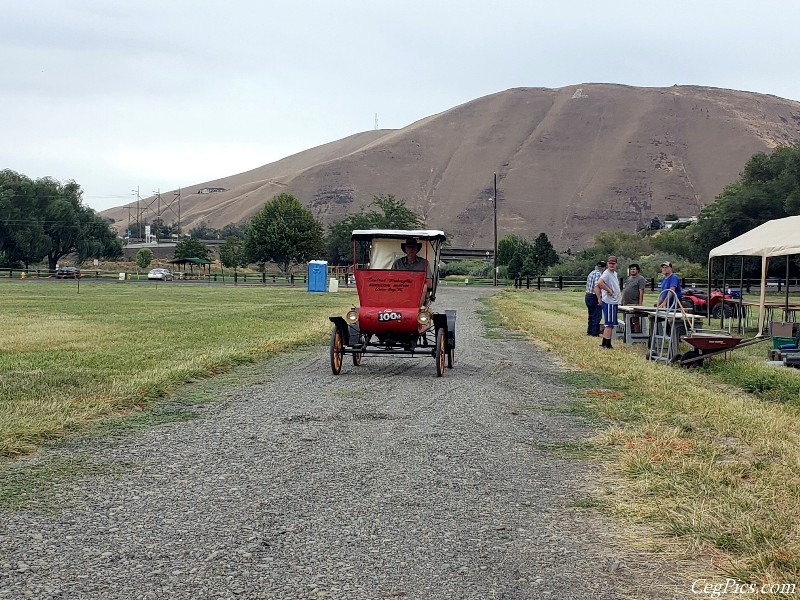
[584,260,606,336]
[657,261,682,308]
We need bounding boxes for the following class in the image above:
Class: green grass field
[0,281,354,457]
[488,289,800,588]
[4,280,800,588]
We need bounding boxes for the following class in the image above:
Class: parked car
[56,267,80,279]
[147,268,173,281]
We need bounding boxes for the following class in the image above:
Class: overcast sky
[3,0,799,212]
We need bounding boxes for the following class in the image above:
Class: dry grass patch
[0,282,355,458]
[489,289,800,586]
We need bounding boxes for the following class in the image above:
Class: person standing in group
[622,263,647,333]
[595,256,621,349]
[622,263,646,306]
[584,260,606,336]
[657,261,682,308]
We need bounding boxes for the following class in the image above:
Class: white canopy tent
[708,215,800,335]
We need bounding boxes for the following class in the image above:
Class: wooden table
[741,301,800,331]
[617,306,703,360]
[617,304,703,344]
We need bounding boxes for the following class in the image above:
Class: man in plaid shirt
[585,260,606,336]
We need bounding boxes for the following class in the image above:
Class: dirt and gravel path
[0,287,684,599]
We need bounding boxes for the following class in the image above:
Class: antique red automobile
[329,229,456,376]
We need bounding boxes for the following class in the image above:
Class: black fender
[328,316,362,347]
[432,310,457,349]
[328,316,349,344]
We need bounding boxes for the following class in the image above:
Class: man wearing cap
[657,261,682,308]
[594,256,621,349]
[584,260,606,336]
[393,237,433,297]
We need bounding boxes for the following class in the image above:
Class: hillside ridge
[101,84,800,249]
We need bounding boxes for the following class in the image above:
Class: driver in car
[392,237,433,301]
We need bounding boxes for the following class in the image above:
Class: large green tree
[496,235,532,266]
[531,232,559,275]
[0,170,122,269]
[326,194,424,264]
[135,248,153,271]
[219,236,248,275]
[245,193,325,273]
[173,236,209,260]
[689,143,800,261]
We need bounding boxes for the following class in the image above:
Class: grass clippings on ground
[0,282,354,458]
[487,289,800,588]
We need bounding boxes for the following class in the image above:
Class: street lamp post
[493,172,498,286]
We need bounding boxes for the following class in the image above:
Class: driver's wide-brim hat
[400,238,421,251]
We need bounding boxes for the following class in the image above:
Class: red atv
[681,288,739,318]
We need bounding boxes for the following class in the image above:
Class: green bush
[439,260,491,278]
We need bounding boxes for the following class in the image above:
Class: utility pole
[174,188,181,236]
[493,172,498,287]
[152,189,161,242]
[132,186,140,240]
[153,188,161,219]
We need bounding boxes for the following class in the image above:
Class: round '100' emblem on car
[377,310,402,322]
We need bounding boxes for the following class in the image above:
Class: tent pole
[738,257,744,334]
[707,257,713,321]
[721,257,728,329]
[785,255,791,322]
[757,256,768,336]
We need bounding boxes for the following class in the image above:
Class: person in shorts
[595,256,621,349]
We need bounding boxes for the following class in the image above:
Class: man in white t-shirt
[594,255,621,349]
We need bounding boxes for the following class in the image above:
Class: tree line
[556,142,800,280]
[0,170,122,270]
[4,142,798,276]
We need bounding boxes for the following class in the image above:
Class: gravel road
[0,287,684,599]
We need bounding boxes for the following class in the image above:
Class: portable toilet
[308,260,328,292]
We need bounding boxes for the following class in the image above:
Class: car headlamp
[417,308,431,325]
[346,309,359,323]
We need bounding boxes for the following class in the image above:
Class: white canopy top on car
[351,229,446,241]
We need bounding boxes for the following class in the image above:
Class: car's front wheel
[330,327,344,375]
[434,328,446,377]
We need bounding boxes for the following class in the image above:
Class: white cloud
[2,0,800,213]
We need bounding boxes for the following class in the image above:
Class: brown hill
[102,84,800,250]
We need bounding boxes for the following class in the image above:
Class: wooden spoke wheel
[330,327,344,375]
[446,346,455,369]
[353,334,366,365]
[435,328,446,377]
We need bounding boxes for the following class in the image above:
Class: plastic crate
[773,336,797,349]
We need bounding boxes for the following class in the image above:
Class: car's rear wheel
[352,333,366,365]
[330,327,344,375]
[435,328,446,377]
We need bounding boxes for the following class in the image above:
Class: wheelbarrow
[672,333,768,367]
